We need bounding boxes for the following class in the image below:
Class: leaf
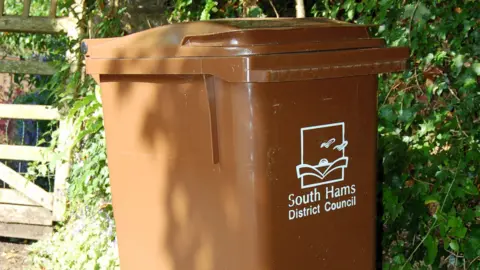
[424,196,439,205]
[248,6,264,18]
[347,9,355,20]
[393,254,406,265]
[356,3,364,12]
[464,226,480,259]
[450,226,467,239]
[439,223,447,237]
[464,208,476,223]
[463,77,477,88]
[423,235,438,265]
[463,179,479,195]
[94,85,102,105]
[398,108,416,123]
[453,54,464,73]
[449,240,459,252]
[448,216,459,228]
[443,237,451,250]
[38,164,49,177]
[403,3,431,21]
[418,121,435,137]
[380,106,396,122]
[473,62,480,76]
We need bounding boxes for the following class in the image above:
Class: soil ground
[0,238,31,270]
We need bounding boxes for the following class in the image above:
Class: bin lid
[84,18,387,59]
[84,18,409,82]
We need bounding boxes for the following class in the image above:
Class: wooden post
[67,0,86,95]
[23,0,31,17]
[49,0,57,18]
[52,119,73,221]
[0,0,4,17]
[50,0,84,223]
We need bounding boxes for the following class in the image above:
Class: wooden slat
[22,0,32,17]
[0,104,60,120]
[0,59,56,75]
[52,162,68,221]
[49,0,57,18]
[0,222,52,240]
[0,204,52,225]
[52,120,71,221]
[0,188,41,206]
[0,162,53,210]
[0,145,51,161]
[0,0,4,17]
[0,16,75,34]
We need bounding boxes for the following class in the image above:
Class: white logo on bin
[296,122,349,189]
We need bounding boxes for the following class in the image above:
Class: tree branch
[295,0,305,18]
[268,0,279,18]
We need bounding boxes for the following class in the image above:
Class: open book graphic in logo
[296,122,349,189]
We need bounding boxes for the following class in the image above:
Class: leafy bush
[28,79,117,269]
[0,2,123,269]
[316,1,480,268]
[28,207,119,270]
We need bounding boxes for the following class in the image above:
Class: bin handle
[203,75,220,164]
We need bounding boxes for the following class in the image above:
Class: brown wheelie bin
[83,18,409,270]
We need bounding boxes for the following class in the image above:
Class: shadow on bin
[85,22,258,270]
[101,74,254,270]
[84,18,409,270]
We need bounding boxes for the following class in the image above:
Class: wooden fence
[0,0,74,75]
[0,0,78,240]
[0,105,69,240]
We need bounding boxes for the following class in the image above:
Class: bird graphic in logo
[296,122,349,189]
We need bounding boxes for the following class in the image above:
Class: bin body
[85,18,408,270]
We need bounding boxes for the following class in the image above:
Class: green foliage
[27,73,116,268]
[168,0,266,22]
[28,208,119,270]
[26,4,127,268]
[200,0,218,21]
[0,1,123,268]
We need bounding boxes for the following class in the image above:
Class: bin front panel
[99,73,379,270]
[99,75,263,270]
[246,75,379,269]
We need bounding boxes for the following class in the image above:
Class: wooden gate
[0,105,69,240]
[0,0,78,240]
